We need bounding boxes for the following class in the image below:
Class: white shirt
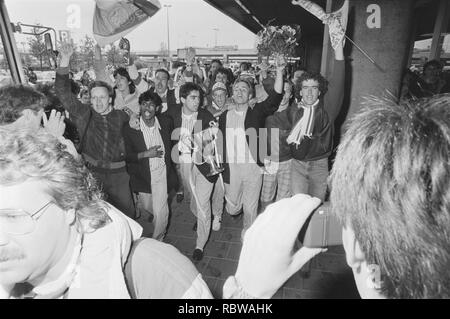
[178,111,197,156]
[140,117,166,171]
[158,89,168,113]
[226,108,256,164]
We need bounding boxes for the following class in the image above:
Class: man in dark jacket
[123,91,178,241]
[55,43,136,218]
[170,82,217,261]
[286,41,345,201]
[217,56,285,242]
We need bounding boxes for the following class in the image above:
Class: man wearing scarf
[286,41,345,201]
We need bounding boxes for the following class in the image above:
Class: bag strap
[124,238,146,299]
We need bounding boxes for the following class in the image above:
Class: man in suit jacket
[217,56,285,242]
[170,82,217,261]
[123,91,178,241]
[149,68,184,202]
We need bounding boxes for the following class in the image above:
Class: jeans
[92,169,136,218]
[290,158,328,201]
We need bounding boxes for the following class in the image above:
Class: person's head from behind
[422,60,442,84]
[240,62,250,72]
[210,59,223,76]
[180,82,202,114]
[154,68,170,95]
[295,72,328,106]
[330,96,450,298]
[88,81,114,115]
[113,67,135,95]
[139,90,162,123]
[0,128,108,288]
[0,85,47,131]
[211,82,228,109]
[232,78,254,105]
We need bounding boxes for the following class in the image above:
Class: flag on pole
[291,0,348,50]
[93,0,161,47]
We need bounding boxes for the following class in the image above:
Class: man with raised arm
[55,43,136,218]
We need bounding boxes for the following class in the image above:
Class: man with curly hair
[0,128,324,299]
[0,128,211,299]
[287,41,345,200]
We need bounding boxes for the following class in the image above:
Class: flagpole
[164,4,172,60]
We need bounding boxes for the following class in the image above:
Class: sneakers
[192,248,204,261]
[212,216,221,231]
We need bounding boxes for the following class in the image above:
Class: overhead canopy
[203,0,449,40]
[203,0,326,37]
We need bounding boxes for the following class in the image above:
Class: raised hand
[58,42,74,68]
[234,194,326,298]
[275,54,287,71]
[42,109,66,138]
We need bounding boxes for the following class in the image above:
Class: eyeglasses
[0,201,53,235]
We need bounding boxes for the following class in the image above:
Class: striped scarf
[286,99,319,146]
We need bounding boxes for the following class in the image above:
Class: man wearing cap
[206,82,229,119]
[203,82,229,232]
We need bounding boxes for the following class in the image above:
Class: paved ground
[136,195,360,299]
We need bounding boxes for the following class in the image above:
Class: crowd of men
[0,34,449,299]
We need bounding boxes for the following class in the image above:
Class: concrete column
[337,0,415,131]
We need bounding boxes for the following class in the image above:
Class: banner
[93,0,161,46]
[291,0,348,50]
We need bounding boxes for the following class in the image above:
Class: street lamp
[164,4,172,59]
[213,28,219,47]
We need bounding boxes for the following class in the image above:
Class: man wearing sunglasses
[0,128,323,299]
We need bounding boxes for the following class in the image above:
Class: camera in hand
[298,201,342,248]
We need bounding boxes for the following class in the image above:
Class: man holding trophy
[171,83,221,261]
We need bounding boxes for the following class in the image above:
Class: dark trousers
[92,169,136,218]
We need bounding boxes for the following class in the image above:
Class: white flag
[93,0,161,47]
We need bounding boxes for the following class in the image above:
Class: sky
[5,0,258,52]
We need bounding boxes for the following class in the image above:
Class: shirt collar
[140,116,161,131]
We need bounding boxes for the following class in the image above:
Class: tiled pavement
[136,195,360,299]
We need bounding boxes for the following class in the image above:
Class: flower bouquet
[256,24,301,58]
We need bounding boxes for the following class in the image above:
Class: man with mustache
[0,127,323,299]
[149,68,185,203]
